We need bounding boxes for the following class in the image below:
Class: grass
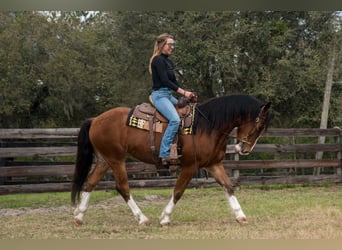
[0,190,116,209]
[1,184,342,239]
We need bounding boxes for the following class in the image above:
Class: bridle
[237,116,266,144]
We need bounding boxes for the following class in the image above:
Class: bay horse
[71,94,271,226]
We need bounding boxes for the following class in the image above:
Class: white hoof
[160,212,171,226]
[139,219,151,226]
[74,217,83,226]
[236,216,248,225]
[73,212,84,226]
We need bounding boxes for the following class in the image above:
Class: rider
[149,33,196,167]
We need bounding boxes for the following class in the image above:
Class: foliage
[0,11,342,128]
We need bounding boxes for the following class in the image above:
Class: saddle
[128,96,195,134]
[126,96,196,169]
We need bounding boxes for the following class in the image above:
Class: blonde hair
[149,33,174,74]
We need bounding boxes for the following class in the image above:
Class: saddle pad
[126,103,196,135]
[127,113,163,133]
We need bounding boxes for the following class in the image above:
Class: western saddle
[127,96,196,171]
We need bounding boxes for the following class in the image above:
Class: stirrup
[160,158,181,173]
[161,158,169,167]
[161,156,181,166]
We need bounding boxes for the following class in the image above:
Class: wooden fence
[0,127,341,194]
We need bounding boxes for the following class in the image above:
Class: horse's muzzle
[234,142,250,155]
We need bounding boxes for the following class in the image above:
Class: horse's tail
[71,118,94,205]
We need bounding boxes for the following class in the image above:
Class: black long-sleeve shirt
[151,54,180,92]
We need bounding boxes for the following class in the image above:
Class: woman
[149,33,196,167]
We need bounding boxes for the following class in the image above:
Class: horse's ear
[262,102,271,111]
[259,102,271,116]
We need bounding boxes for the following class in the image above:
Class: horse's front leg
[207,162,248,225]
[160,165,197,226]
[74,160,109,225]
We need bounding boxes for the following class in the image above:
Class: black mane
[193,94,266,134]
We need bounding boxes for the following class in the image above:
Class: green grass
[0,183,336,209]
[0,190,117,209]
[1,185,342,239]
[0,188,175,209]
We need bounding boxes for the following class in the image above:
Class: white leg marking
[74,192,91,223]
[127,195,149,225]
[226,193,246,220]
[160,194,175,225]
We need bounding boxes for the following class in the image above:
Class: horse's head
[235,102,271,155]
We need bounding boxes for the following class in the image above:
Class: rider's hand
[184,90,198,102]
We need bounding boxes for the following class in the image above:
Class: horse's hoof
[236,217,248,225]
[160,222,170,228]
[139,220,151,226]
[74,218,83,226]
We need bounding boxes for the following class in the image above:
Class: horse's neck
[209,128,232,149]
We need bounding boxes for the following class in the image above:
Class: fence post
[232,138,240,179]
[0,140,5,185]
[335,127,342,178]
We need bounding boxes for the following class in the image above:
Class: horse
[71,94,271,226]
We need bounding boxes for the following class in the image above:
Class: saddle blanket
[126,103,195,135]
[127,113,163,133]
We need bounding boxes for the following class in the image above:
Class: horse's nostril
[239,149,250,155]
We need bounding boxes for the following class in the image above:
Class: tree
[314,14,342,174]
[1,11,342,129]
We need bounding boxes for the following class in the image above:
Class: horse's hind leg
[207,163,248,225]
[74,158,109,225]
[110,161,150,226]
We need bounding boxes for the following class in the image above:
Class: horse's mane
[193,94,268,134]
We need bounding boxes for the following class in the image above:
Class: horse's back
[91,107,130,129]
[88,107,130,155]
[88,106,155,163]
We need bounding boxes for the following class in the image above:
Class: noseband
[237,116,266,146]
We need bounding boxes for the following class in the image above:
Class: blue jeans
[151,88,180,158]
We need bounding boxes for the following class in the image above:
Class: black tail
[71,119,94,205]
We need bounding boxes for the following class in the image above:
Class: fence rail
[0,127,341,194]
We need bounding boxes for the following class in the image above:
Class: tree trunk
[314,44,337,175]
